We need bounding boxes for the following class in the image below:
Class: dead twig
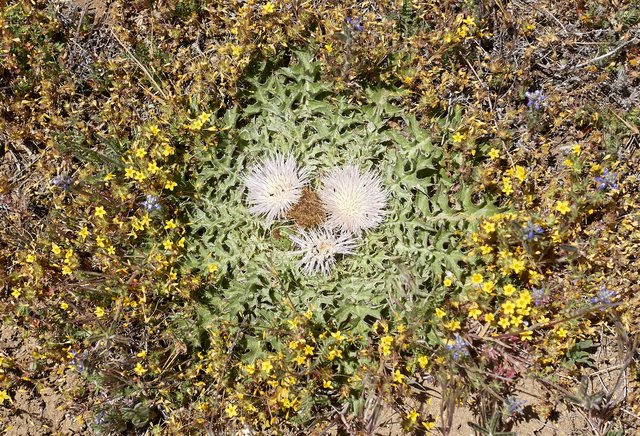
[572,38,638,70]
[110,29,169,100]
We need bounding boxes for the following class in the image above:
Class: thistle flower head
[244,153,309,224]
[318,165,387,234]
[290,227,357,275]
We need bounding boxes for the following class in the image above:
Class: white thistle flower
[244,153,309,223]
[290,227,357,275]
[318,165,387,234]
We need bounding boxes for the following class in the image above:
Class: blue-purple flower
[590,284,615,309]
[52,175,73,190]
[523,220,544,240]
[445,334,470,360]
[594,168,619,190]
[346,16,363,32]
[532,287,546,306]
[141,194,161,212]
[506,396,526,415]
[525,90,546,110]
[70,350,88,373]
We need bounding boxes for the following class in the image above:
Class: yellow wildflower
[94,206,106,218]
[147,160,159,174]
[556,327,568,338]
[520,330,533,341]
[0,390,11,405]
[134,362,147,376]
[94,306,105,318]
[225,403,238,418]
[469,307,482,319]
[572,144,581,156]
[501,300,516,316]
[327,348,343,361]
[52,243,61,255]
[422,419,437,430]
[482,221,496,233]
[502,177,514,195]
[331,331,345,342]
[78,226,89,241]
[498,317,510,329]
[261,360,273,374]
[555,201,571,215]
[393,369,404,383]
[418,355,429,369]
[516,290,532,309]
[480,245,493,255]
[406,409,420,424]
[510,315,523,327]
[379,335,393,356]
[452,132,465,143]
[488,148,500,159]
[471,273,483,284]
[262,1,275,14]
[482,281,495,294]
[445,320,461,331]
[502,284,517,296]
[134,170,146,183]
[162,144,175,156]
[511,258,526,274]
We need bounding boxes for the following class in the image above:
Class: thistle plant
[244,153,310,224]
[290,226,357,275]
[187,52,496,346]
[319,165,387,234]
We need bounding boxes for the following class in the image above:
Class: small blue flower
[52,175,73,190]
[346,16,363,32]
[532,287,546,306]
[94,411,105,425]
[141,194,161,212]
[70,350,88,373]
[523,220,544,240]
[506,396,526,415]
[445,334,470,360]
[594,168,619,191]
[525,90,545,110]
[590,284,615,310]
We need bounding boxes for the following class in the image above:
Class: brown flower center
[287,187,326,229]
